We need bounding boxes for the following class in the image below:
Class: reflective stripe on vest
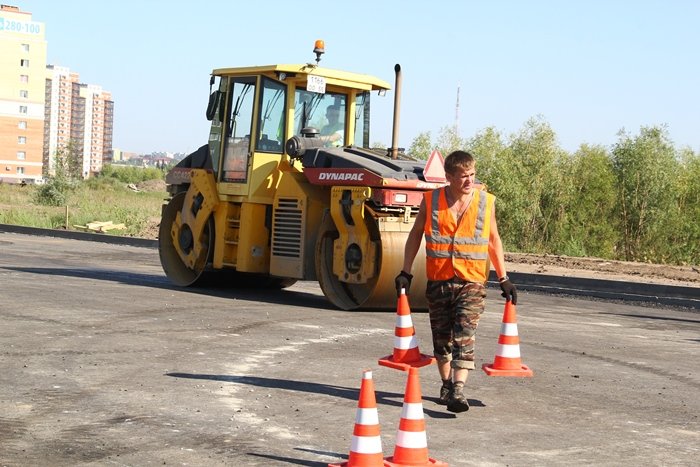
[424,187,493,281]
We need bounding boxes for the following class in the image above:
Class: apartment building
[0,4,47,183]
[1,4,114,182]
[76,83,113,176]
[44,68,114,177]
[43,65,78,175]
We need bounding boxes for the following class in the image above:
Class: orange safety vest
[423,187,494,282]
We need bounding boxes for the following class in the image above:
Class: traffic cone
[378,289,435,371]
[482,301,533,377]
[384,367,447,467]
[329,370,389,467]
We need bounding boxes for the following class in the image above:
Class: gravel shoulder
[505,252,700,288]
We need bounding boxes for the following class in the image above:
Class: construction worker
[395,150,517,413]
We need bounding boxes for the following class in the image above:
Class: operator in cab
[319,104,344,147]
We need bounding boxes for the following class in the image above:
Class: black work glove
[499,279,518,305]
[394,271,413,296]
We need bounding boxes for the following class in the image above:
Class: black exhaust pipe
[390,64,402,160]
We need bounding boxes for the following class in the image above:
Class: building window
[17,167,25,175]
[20,59,29,67]
[18,121,27,129]
[17,151,26,160]
[20,75,29,83]
[18,136,27,144]
[19,105,28,114]
[20,90,28,98]
[22,43,30,52]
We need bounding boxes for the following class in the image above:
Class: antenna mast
[455,84,460,132]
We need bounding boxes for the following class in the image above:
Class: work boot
[447,382,469,413]
[437,380,453,405]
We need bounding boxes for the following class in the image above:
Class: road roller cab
[159,43,447,310]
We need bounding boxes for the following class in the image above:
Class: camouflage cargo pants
[426,278,487,370]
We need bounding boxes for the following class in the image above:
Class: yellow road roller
[159,42,448,310]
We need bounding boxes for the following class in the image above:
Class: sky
[20,0,700,155]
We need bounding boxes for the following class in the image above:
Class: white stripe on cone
[355,407,379,425]
[496,343,521,358]
[395,430,428,448]
[400,402,424,419]
[501,322,519,336]
[350,435,383,453]
[396,315,414,327]
[394,335,419,349]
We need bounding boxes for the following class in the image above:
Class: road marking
[215,327,387,441]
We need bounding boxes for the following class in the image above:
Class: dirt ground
[505,252,700,287]
[135,179,167,192]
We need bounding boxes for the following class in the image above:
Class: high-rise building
[76,83,113,176]
[0,4,47,183]
[2,4,114,183]
[44,65,78,175]
[44,67,114,177]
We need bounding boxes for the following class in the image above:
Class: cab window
[222,77,256,182]
[294,90,347,147]
[354,92,370,148]
[256,77,286,153]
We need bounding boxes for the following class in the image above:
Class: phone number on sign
[0,18,42,34]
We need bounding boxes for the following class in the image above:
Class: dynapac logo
[318,172,365,181]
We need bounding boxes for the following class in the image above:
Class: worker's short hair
[444,150,476,174]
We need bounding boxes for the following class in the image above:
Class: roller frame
[171,170,219,270]
[329,186,377,284]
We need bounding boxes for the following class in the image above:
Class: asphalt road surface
[0,232,698,466]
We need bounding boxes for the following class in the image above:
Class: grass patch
[0,181,166,238]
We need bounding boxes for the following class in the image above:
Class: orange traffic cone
[482,301,533,377]
[384,367,447,467]
[329,370,389,467]
[378,289,435,371]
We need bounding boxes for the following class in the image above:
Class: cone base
[482,362,533,377]
[378,354,435,371]
[329,461,393,467]
[384,456,448,467]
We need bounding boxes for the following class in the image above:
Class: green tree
[611,125,677,262]
[408,131,432,160]
[465,126,505,188]
[435,125,464,157]
[403,118,698,266]
[559,144,617,257]
[55,140,84,181]
[34,141,82,206]
[488,116,567,252]
[99,165,163,184]
[666,147,700,264]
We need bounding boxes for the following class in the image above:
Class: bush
[34,177,74,206]
[100,165,164,185]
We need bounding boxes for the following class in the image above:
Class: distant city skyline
[23,0,700,155]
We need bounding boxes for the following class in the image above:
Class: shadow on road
[4,266,333,310]
[247,451,331,466]
[599,311,700,325]
[166,372,464,419]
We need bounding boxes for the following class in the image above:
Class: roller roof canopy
[211,64,391,92]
